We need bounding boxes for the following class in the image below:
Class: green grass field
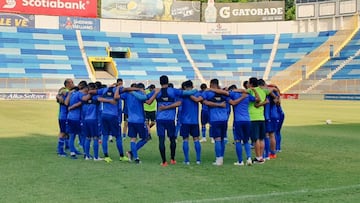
[0,100,359,203]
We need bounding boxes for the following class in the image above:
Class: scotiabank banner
[0,0,97,18]
[202,1,284,23]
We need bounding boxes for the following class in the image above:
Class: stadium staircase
[182,34,275,86]
[263,33,280,81]
[271,15,359,93]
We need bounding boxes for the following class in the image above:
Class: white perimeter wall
[34,15,357,34]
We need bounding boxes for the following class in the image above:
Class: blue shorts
[233,121,251,142]
[67,119,81,135]
[58,119,67,133]
[156,120,176,138]
[210,121,227,139]
[84,119,99,138]
[251,121,266,141]
[201,110,209,125]
[101,114,120,137]
[265,119,276,133]
[180,124,200,138]
[128,122,148,139]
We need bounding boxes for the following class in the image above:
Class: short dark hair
[168,83,174,88]
[243,81,248,89]
[88,82,96,90]
[249,77,258,87]
[160,75,169,85]
[130,83,137,87]
[117,78,123,83]
[210,79,219,87]
[228,84,237,91]
[78,80,87,90]
[148,84,155,89]
[200,83,207,90]
[258,79,266,86]
[137,83,145,89]
[184,80,193,88]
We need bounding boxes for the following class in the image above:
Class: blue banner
[59,16,100,31]
[324,94,360,101]
[0,13,35,27]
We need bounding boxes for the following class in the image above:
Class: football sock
[57,137,65,154]
[85,137,91,158]
[244,142,252,159]
[215,140,221,158]
[102,135,109,155]
[194,140,201,162]
[159,136,166,163]
[115,135,124,157]
[276,131,281,151]
[264,137,270,158]
[93,138,99,159]
[170,137,176,160]
[69,133,76,153]
[136,139,147,151]
[221,139,226,157]
[183,140,189,162]
[201,126,206,138]
[235,142,243,162]
[131,141,138,160]
[64,137,69,149]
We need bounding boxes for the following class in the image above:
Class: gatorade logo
[3,0,16,8]
[22,0,88,10]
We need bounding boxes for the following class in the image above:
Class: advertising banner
[101,0,200,22]
[324,94,360,101]
[0,0,97,18]
[0,12,35,27]
[59,16,99,30]
[281,94,299,100]
[202,1,284,23]
[0,92,48,100]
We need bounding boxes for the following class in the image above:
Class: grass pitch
[0,100,359,203]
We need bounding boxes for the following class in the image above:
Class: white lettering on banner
[22,0,87,10]
[219,6,283,18]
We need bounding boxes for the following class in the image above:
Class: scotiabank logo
[22,0,88,10]
[3,0,17,8]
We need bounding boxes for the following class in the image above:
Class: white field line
[171,184,360,203]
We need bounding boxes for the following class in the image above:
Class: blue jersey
[67,91,84,121]
[82,95,99,121]
[202,90,229,122]
[156,87,183,121]
[229,91,255,122]
[58,92,68,120]
[121,91,148,124]
[97,87,119,117]
[199,90,208,112]
[264,95,271,120]
[180,92,201,125]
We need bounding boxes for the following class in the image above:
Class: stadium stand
[0,26,87,91]
[182,34,274,83]
[81,30,194,83]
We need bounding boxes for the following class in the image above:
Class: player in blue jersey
[178,80,203,165]
[199,83,210,143]
[156,75,196,167]
[65,81,90,159]
[82,83,102,161]
[56,78,74,157]
[202,79,230,166]
[92,84,127,163]
[259,80,279,160]
[228,84,259,166]
[117,83,159,164]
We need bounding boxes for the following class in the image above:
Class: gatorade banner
[202,1,284,23]
[0,0,97,18]
[0,13,35,27]
[101,0,200,22]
